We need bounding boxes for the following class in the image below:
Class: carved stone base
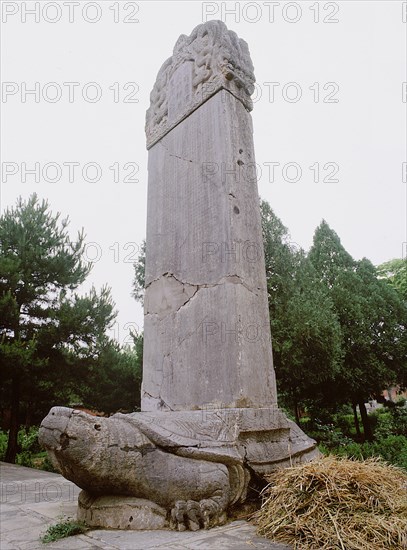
[39,406,319,531]
[78,491,168,530]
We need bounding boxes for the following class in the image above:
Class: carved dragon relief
[145,20,256,148]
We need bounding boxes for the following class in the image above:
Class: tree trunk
[352,402,362,440]
[5,375,20,463]
[293,397,301,424]
[25,402,33,433]
[358,400,374,442]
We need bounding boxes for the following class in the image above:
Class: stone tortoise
[39,406,318,530]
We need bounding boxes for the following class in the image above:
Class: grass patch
[41,518,87,543]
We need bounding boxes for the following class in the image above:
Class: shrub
[41,454,58,473]
[18,426,41,453]
[307,421,353,449]
[0,426,57,471]
[373,411,394,439]
[390,407,407,436]
[0,430,8,461]
[320,435,407,470]
[371,435,407,469]
[334,413,355,437]
[41,518,87,543]
[14,427,41,467]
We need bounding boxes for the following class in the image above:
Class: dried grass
[253,455,407,549]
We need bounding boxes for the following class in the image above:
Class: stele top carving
[145,20,255,149]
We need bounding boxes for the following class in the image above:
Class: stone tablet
[39,21,320,532]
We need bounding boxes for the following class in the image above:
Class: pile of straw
[254,456,407,549]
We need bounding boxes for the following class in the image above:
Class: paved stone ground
[0,462,290,549]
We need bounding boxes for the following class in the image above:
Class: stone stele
[39,20,320,532]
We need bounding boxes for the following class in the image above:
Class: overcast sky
[1,1,406,344]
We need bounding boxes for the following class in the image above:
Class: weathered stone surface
[39,406,318,530]
[78,492,168,530]
[39,407,238,530]
[143,283,276,411]
[0,462,291,549]
[146,20,255,148]
[142,89,276,412]
[145,90,263,290]
[39,20,320,532]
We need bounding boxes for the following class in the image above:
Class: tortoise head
[39,406,108,476]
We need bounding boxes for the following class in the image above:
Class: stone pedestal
[78,492,168,530]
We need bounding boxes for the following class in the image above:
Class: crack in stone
[143,390,159,400]
[148,85,252,149]
[175,318,205,348]
[169,153,194,164]
[146,272,261,301]
[144,273,198,317]
[107,443,155,456]
[143,390,174,412]
[161,443,201,452]
[241,443,249,466]
[158,139,194,164]
[159,398,174,411]
[145,271,173,290]
[145,276,261,322]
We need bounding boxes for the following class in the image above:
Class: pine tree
[261,205,342,421]
[309,221,407,440]
[0,195,116,462]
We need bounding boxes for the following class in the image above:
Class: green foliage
[0,194,90,318]
[308,221,407,439]
[18,426,41,453]
[311,424,354,448]
[124,197,407,509]
[261,204,342,417]
[387,406,407,436]
[41,518,87,543]
[376,258,407,301]
[371,411,393,439]
[334,413,356,436]
[15,427,41,466]
[0,429,8,460]
[0,427,57,471]
[320,435,407,470]
[82,337,143,413]
[40,454,58,472]
[132,240,146,304]
[310,405,407,470]
[129,200,407,442]
[0,194,117,462]
[278,406,296,423]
